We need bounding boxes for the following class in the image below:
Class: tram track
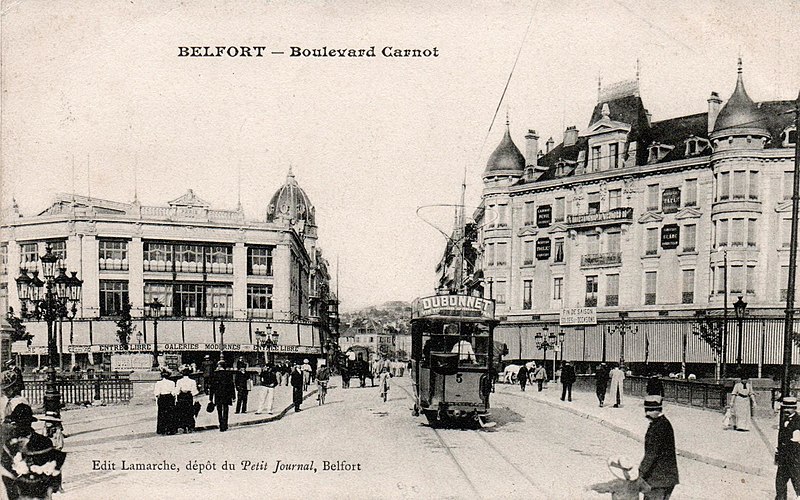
[395,379,553,499]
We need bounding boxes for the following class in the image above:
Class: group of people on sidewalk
[0,365,66,500]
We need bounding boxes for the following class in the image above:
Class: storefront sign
[535,238,551,260]
[67,345,92,353]
[11,343,47,355]
[559,307,597,326]
[111,353,153,371]
[537,205,552,228]
[661,224,680,249]
[412,294,495,320]
[662,188,681,214]
[85,343,316,353]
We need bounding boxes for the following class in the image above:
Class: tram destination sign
[411,294,495,320]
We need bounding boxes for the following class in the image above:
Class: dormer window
[556,161,567,177]
[684,136,710,157]
[525,167,536,181]
[648,142,675,164]
[782,126,797,147]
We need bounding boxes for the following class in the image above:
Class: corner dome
[483,124,525,177]
[266,167,315,225]
[711,59,770,139]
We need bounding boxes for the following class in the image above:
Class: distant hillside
[340,300,411,336]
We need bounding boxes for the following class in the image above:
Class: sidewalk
[495,381,777,478]
[57,380,322,447]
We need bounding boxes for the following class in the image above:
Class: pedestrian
[518,364,528,392]
[341,363,350,389]
[776,396,800,499]
[639,395,679,500]
[595,363,609,407]
[174,365,199,433]
[234,365,251,414]
[201,355,214,395]
[290,363,304,412]
[255,364,278,415]
[534,364,547,392]
[730,375,756,431]
[38,411,64,451]
[610,364,625,408]
[560,360,576,402]
[209,360,235,432]
[647,372,665,397]
[236,356,247,370]
[153,369,176,435]
[1,404,66,500]
[378,367,391,402]
[0,370,29,423]
[4,359,24,392]
[316,362,330,399]
[301,359,312,391]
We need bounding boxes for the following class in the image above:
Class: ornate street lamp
[15,244,83,418]
[609,312,638,366]
[146,298,163,370]
[255,325,279,365]
[534,326,557,380]
[733,296,747,370]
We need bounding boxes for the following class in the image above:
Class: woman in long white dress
[731,376,756,431]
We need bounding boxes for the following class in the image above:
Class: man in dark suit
[639,395,679,499]
[776,396,800,499]
[290,363,304,412]
[595,363,609,407]
[560,361,576,402]
[209,360,236,432]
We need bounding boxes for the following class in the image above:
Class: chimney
[525,129,539,167]
[645,110,652,127]
[546,137,554,153]
[563,126,578,147]
[707,91,722,134]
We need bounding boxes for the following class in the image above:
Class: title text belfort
[177,46,438,58]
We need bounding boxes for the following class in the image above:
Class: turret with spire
[710,58,770,149]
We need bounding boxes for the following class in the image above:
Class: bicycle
[317,381,328,405]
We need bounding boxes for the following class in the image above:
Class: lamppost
[255,325,279,365]
[733,296,747,370]
[146,298,163,370]
[609,312,637,366]
[534,326,558,380]
[219,319,226,363]
[15,244,83,417]
[486,277,494,300]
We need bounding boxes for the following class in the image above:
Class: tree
[116,302,134,349]
[692,316,723,378]
[6,309,33,346]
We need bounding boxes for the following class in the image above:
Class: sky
[1,0,799,311]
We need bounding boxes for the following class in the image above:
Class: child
[378,367,391,402]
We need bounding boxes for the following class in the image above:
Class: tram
[410,293,497,428]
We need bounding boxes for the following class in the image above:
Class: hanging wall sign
[537,205,552,227]
[535,238,551,260]
[661,224,680,249]
[662,188,681,214]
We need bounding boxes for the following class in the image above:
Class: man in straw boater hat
[638,395,679,499]
[776,396,800,499]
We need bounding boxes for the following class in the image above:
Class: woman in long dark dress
[153,370,176,435]
[174,366,199,433]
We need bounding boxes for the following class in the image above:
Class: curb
[502,388,772,479]
[194,388,319,432]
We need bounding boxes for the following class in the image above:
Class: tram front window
[420,321,488,367]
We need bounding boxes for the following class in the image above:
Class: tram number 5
[456,373,463,383]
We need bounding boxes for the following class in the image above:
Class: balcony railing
[581,252,622,268]
[567,207,633,228]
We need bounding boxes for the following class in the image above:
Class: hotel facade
[441,62,799,376]
[1,169,338,370]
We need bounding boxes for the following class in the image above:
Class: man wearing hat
[776,396,800,499]
[290,363,304,412]
[201,355,214,395]
[208,360,236,432]
[639,395,679,499]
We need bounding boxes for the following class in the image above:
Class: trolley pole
[780,91,800,435]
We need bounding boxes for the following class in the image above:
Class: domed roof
[483,123,525,177]
[712,59,770,138]
[266,167,315,225]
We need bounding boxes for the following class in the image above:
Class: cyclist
[316,362,331,404]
